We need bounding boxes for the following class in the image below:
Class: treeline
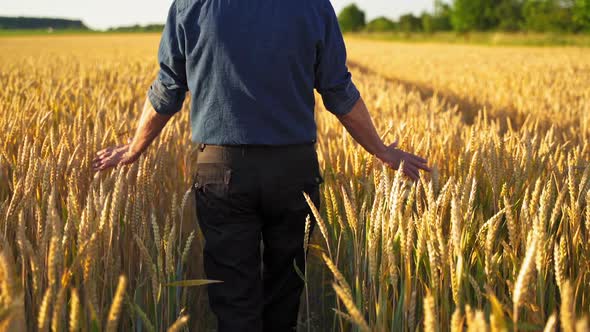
[339,0,590,33]
[0,16,88,30]
[106,24,164,33]
[0,17,166,33]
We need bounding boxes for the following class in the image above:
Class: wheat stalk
[69,288,80,332]
[560,280,575,332]
[167,314,189,332]
[513,235,538,325]
[423,293,437,332]
[332,283,370,332]
[105,275,127,332]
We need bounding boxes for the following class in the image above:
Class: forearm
[336,97,387,157]
[127,98,173,157]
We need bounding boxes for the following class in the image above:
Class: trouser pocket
[193,162,232,197]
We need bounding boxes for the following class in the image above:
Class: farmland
[1,34,589,331]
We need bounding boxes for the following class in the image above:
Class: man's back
[148,0,360,145]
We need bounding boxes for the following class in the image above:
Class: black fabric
[193,144,323,332]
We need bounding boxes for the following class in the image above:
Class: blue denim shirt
[148,0,360,145]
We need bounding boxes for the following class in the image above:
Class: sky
[0,0,438,30]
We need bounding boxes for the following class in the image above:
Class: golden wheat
[0,34,589,331]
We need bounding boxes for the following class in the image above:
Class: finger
[96,147,113,155]
[98,145,125,157]
[401,163,417,181]
[409,154,428,164]
[100,149,113,157]
[98,162,112,172]
[405,170,418,182]
[92,161,102,170]
[405,166,420,182]
[407,158,432,173]
[97,151,112,160]
[92,153,107,162]
[387,161,401,172]
[92,162,103,172]
[95,157,107,167]
[417,163,432,173]
[96,156,115,170]
[403,151,425,163]
[92,155,104,165]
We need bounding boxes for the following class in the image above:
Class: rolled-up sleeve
[148,1,188,116]
[314,1,361,116]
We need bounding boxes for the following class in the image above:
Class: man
[93,0,430,331]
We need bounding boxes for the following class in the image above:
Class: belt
[198,142,316,152]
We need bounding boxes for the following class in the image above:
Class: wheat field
[0,34,589,331]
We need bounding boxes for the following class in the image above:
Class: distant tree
[432,2,454,31]
[495,0,525,31]
[0,16,88,30]
[523,0,576,32]
[399,13,423,32]
[574,0,590,30]
[421,12,434,33]
[107,24,165,32]
[452,0,479,32]
[338,4,366,32]
[451,0,498,32]
[365,17,396,32]
[523,0,555,31]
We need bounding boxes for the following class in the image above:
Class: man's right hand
[92,144,139,172]
[375,142,431,182]
[91,98,173,173]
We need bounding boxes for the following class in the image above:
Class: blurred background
[0,0,588,45]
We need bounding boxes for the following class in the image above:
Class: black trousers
[193,143,322,332]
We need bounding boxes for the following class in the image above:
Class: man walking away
[92,0,430,331]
